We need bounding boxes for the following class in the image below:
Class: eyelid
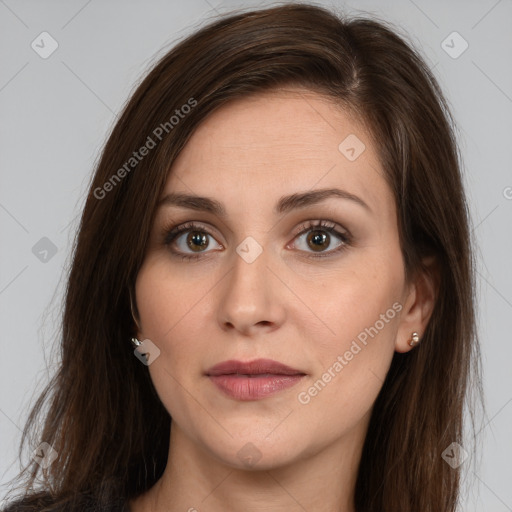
[291,218,350,238]
[163,220,221,245]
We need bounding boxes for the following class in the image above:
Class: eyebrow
[157,187,370,216]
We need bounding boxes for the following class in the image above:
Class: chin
[197,430,305,471]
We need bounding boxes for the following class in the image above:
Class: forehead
[162,87,393,219]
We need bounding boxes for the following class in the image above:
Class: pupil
[308,230,328,251]
[187,231,208,251]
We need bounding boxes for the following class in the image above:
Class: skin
[130,87,437,512]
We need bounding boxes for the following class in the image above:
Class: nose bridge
[217,234,285,334]
[228,236,270,307]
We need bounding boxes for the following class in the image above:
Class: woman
[2,3,482,511]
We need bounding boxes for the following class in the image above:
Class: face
[135,88,410,470]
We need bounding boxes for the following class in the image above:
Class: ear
[395,255,439,353]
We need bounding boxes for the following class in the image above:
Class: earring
[131,337,142,347]
[409,332,420,347]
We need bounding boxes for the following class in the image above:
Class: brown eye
[186,231,210,252]
[306,230,330,252]
[164,222,222,260]
[292,220,350,258]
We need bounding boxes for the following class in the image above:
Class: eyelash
[162,220,351,262]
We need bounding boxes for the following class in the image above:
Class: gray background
[1,0,511,510]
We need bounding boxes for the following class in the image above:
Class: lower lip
[208,374,304,400]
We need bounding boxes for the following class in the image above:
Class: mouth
[205,358,306,400]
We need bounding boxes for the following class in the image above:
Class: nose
[217,242,286,337]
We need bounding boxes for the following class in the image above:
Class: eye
[163,222,222,261]
[290,219,350,259]
[162,219,351,261]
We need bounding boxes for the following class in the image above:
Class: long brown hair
[3,3,482,511]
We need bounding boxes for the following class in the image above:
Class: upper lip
[206,358,305,376]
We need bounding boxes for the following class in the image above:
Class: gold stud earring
[409,332,420,347]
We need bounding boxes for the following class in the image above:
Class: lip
[206,358,306,401]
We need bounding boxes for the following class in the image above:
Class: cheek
[291,252,403,416]
[289,249,404,354]
[136,255,201,338]
[135,258,190,377]
[134,258,210,423]
[135,255,221,374]
[293,301,400,439]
